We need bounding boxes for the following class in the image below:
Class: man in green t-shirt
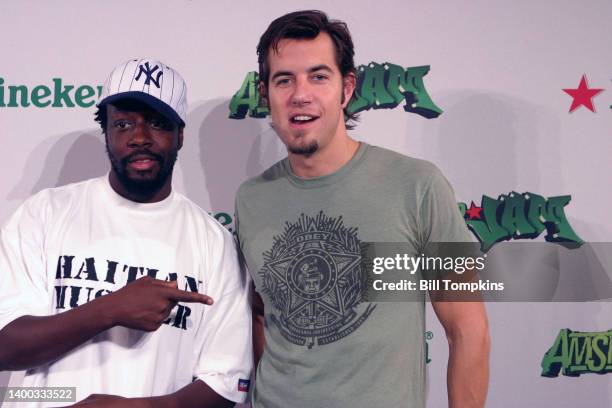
[235,10,490,408]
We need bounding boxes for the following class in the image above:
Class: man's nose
[290,77,313,106]
[128,123,152,147]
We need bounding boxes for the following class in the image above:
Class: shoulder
[171,192,234,242]
[364,144,447,189]
[236,158,286,203]
[366,144,440,175]
[1,178,99,237]
[11,178,97,221]
[30,177,96,204]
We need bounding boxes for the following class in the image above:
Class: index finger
[165,287,214,305]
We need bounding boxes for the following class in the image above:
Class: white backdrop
[1,1,611,407]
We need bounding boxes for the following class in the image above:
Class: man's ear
[177,127,184,150]
[341,72,356,108]
[258,82,269,108]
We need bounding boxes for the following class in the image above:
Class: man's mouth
[290,114,319,124]
[126,154,160,171]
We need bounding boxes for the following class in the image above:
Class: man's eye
[114,120,131,129]
[275,78,292,87]
[149,118,173,130]
[312,74,328,81]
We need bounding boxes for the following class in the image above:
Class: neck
[108,171,172,203]
[288,133,360,179]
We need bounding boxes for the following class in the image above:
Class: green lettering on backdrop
[31,85,52,107]
[0,78,103,108]
[8,85,29,107]
[541,329,612,377]
[229,71,269,119]
[459,192,583,252]
[228,61,442,119]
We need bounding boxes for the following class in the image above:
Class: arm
[0,277,212,371]
[68,380,234,408]
[431,300,490,408]
[252,286,266,367]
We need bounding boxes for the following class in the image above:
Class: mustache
[121,150,164,164]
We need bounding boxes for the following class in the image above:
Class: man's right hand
[105,276,214,332]
[0,277,214,371]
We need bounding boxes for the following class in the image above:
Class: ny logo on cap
[135,62,163,88]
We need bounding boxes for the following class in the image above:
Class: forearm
[0,294,115,370]
[446,324,490,408]
[98,380,234,408]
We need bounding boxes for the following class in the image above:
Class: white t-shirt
[0,176,252,406]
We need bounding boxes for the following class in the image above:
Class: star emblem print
[563,75,604,113]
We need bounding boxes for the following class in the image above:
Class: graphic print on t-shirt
[260,211,376,349]
[51,237,204,332]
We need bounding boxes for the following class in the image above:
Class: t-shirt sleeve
[417,167,473,250]
[193,225,253,403]
[0,193,52,332]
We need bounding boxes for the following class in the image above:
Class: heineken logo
[0,78,103,108]
[542,329,612,377]
[458,192,583,251]
[229,61,442,120]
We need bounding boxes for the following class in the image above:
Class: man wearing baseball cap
[0,58,252,407]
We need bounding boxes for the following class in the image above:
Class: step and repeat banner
[1,1,611,407]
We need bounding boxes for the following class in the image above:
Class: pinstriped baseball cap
[97,58,187,127]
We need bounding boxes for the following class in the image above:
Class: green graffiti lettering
[541,329,612,377]
[463,195,509,251]
[349,63,443,118]
[350,62,395,111]
[403,66,443,118]
[588,334,609,372]
[462,192,583,251]
[567,334,590,375]
[229,71,268,119]
[525,193,548,236]
[500,192,538,238]
[458,202,468,215]
[544,195,584,244]
[229,61,442,120]
[541,329,569,377]
[385,62,413,105]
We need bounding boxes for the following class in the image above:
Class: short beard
[288,141,319,156]
[106,144,178,197]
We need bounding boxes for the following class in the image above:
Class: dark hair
[94,106,107,134]
[257,10,359,128]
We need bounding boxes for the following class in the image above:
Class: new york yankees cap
[98,58,187,127]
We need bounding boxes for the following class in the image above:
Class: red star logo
[465,201,482,220]
[563,75,604,113]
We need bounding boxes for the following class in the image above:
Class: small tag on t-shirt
[238,378,250,392]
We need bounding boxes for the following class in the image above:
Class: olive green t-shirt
[236,143,472,408]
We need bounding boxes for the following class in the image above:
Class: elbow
[445,318,491,353]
